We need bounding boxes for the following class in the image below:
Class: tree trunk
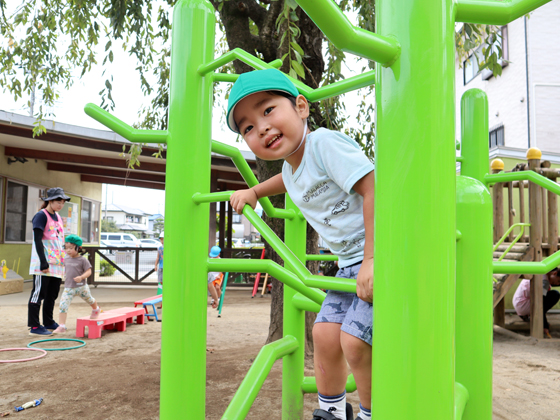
[211,0,326,355]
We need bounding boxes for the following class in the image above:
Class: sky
[0,3,370,216]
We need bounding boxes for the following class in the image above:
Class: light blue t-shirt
[282,128,375,268]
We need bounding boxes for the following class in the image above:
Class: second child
[53,235,101,334]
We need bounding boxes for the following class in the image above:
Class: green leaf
[292,61,305,78]
[290,41,304,56]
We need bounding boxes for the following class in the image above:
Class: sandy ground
[1,286,560,419]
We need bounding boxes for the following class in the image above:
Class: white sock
[59,324,66,328]
[358,403,371,419]
[318,391,346,420]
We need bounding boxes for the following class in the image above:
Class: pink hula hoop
[0,347,48,363]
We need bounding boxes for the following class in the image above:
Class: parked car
[139,239,161,248]
[100,232,141,248]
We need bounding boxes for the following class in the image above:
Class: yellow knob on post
[490,159,504,171]
[526,147,542,160]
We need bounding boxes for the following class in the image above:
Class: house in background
[148,213,164,237]
[455,1,560,169]
[102,203,152,238]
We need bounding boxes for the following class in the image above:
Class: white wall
[455,0,560,154]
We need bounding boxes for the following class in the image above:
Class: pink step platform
[76,307,145,339]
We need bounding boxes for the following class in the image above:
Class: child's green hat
[65,234,83,247]
[227,69,299,133]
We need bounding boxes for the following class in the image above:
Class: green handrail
[492,223,530,261]
[487,171,560,274]
[201,48,376,102]
[84,104,168,144]
[455,0,553,25]
[222,336,299,419]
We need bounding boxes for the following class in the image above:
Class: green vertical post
[456,89,493,420]
[282,196,306,418]
[160,0,215,418]
[374,0,456,418]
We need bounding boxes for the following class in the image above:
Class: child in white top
[53,234,101,333]
[228,69,374,420]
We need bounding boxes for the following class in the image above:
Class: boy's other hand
[230,189,258,214]
[357,258,374,303]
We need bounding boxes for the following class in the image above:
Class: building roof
[149,213,164,221]
[0,110,258,191]
[118,223,148,232]
[104,203,151,216]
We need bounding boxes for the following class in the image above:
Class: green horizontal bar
[485,171,560,196]
[211,140,295,220]
[192,191,232,204]
[84,103,168,144]
[455,0,552,25]
[222,335,299,419]
[213,73,238,83]
[292,293,322,313]
[302,71,375,102]
[305,274,357,294]
[208,258,326,304]
[198,48,282,75]
[306,254,338,262]
[295,0,399,66]
[301,374,357,394]
[494,251,560,274]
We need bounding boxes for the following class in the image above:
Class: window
[134,216,140,223]
[464,26,508,85]
[108,234,121,241]
[106,216,113,221]
[463,47,482,85]
[5,182,28,242]
[232,214,242,224]
[126,215,133,223]
[489,125,505,148]
[81,199,100,243]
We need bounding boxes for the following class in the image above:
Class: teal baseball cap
[65,234,83,247]
[227,69,299,133]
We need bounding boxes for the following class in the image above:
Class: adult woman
[28,187,70,336]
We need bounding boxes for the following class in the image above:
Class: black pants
[28,274,62,328]
[544,290,560,330]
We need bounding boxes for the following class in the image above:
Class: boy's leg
[208,283,219,308]
[313,323,348,394]
[340,331,371,410]
[313,287,356,419]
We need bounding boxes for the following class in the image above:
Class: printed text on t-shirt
[302,181,329,203]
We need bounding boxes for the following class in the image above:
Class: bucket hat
[65,234,83,247]
[43,187,70,202]
[227,69,299,133]
[209,246,221,258]
[159,231,164,239]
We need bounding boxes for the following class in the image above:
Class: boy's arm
[230,173,287,214]
[352,170,375,303]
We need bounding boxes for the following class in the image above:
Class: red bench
[134,295,163,313]
[76,307,146,339]
[103,307,146,327]
[76,313,127,339]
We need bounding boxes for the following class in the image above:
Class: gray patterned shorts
[314,263,373,345]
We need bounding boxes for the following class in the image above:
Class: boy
[513,267,560,337]
[229,69,375,420]
[208,246,223,308]
[154,232,164,291]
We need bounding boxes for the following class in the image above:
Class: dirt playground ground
[2,287,560,419]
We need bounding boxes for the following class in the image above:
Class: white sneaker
[90,307,101,319]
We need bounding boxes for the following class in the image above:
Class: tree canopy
[0,0,504,157]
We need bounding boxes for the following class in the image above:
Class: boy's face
[234,92,309,161]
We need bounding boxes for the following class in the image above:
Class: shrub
[100,259,116,277]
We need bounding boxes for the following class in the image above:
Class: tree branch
[260,0,284,62]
